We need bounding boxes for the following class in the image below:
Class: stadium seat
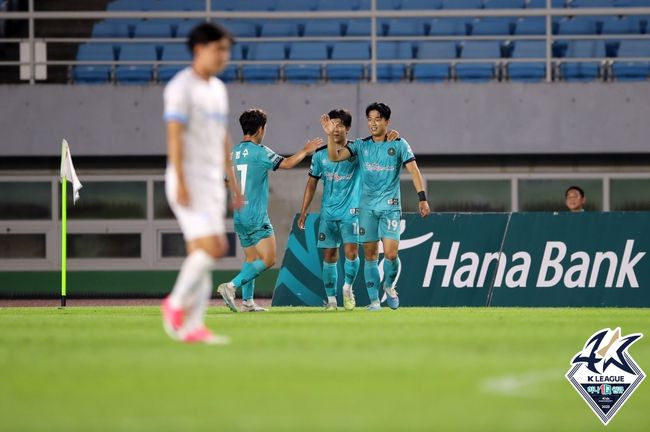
[442,0,484,9]
[91,20,135,38]
[175,20,206,38]
[600,17,639,34]
[507,41,547,81]
[401,0,442,8]
[558,40,605,80]
[327,42,369,82]
[457,41,501,81]
[570,0,614,7]
[260,21,299,37]
[316,0,369,10]
[158,44,192,83]
[483,0,525,8]
[285,42,328,83]
[74,44,115,84]
[274,0,318,11]
[514,18,547,35]
[303,20,345,37]
[614,0,650,6]
[218,64,238,82]
[526,0,568,7]
[213,0,278,11]
[413,41,456,82]
[557,17,599,35]
[345,20,372,36]
[242,43,286,83]
[377,0,403,9]
[613,40,650,80]
[133,21,173,38]
[216,21,259,38]
[471,18,515,35]
[383,19,429,36]
[377,42,413,82]
[430,18,472,36]
[115,44,158,84]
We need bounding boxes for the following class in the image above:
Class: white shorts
[165,166,226,241]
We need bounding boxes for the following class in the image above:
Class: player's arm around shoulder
[402,141,430,218]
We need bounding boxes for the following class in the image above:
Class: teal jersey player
[308,143,360,221]
[232,140,283,234]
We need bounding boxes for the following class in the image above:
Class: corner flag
[59,139,82,307]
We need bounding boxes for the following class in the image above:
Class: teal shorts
[234,221,274,248]
[317,217,359,249]
[359,209,401,243]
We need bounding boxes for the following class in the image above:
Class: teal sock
[344,257,360,286]
[231,259,266,289]
[242,279,255,301]
[383,257,400,289]
[322,262,338,298]
[364,259,380,302]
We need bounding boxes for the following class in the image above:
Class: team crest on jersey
[318,233,326,241]
[566,327,645,425]
[387,147,396,156]
[242,149,249,157]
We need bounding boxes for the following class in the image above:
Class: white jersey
[163,67,228,191]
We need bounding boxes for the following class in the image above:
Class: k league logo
[566,328,645,425]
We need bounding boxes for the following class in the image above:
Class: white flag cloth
[60,139,82,204]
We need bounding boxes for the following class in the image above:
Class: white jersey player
[161,23,242,344]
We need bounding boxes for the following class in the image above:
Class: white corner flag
[60,139,82,204]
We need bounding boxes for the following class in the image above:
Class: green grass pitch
[0,306,648,431]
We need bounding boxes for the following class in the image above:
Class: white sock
[327,296,337,304]
[182,272,211,334]
[342,283,352,295]
[169,249,216,309]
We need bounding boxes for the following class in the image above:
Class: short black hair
[187,22,233,55]
[328,109,352,129]
[565,185,585,198]
[239,109,267,136]
[365,102,391,120]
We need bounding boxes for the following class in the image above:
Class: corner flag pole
[59,139,82,308]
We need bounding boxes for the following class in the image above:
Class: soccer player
[161,23,242,344]
[322,102,430,310]
[217,109,322,312]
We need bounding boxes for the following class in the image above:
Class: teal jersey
[309,144,360,221]
[232,140,284,226]
[346,137,415,211]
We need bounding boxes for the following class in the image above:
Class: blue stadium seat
[601,17,639,34]
[107,0,150,11]
[559,40,605,81]
[378,0,403,9]
[471,18,515,35]
[317,0,370,10]
[115,44,157,84]
[158,44,191,83]
[274,0,318,11]
[430,18,471,35]
[514,18,547,35]
[442,0,483,9]
[345,20,372,36]
[613,40,650,80]
[484,0,525,8]
[377,42,413,82]
[260,21,299,37]
[133,21,173,38]
[413,42,456,82]
[156,0,204,10]
[175,21,205,38]
[242,43,286,82]
[285,42,328,83]
[570,0,614,7]
[401,0,442,8]
[383,19,429,36]
[74,44,115,83]
[214,0,278,11]
[327,42,369,82]
[615,0,650,6]
[508,41,546,81]
[92,20,134,38]
[217,21,259,38]
[457,41,501,81]
[566,40,607,57]
[303,20,344,37]
[557,17,599,35]
[526,0,567,7]
[218,65,238,82]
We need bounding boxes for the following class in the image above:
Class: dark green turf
[0,307,648,431]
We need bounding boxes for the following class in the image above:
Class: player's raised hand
[304,137,323,155]
[177,181,190,207]
[387,129,400,141]
[320,114,335,135]
[419,200,430,218]
[297,212,307,230]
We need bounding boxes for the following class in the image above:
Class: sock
[169,249,216,309]
[364,259,380,303]
[343,257,360,286]
[322,261,338,298]
[231,259,266,289]
[383,257,401,290]
[242,278,255,301]
[183,271,211,334]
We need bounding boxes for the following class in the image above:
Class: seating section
[74,0,650,83]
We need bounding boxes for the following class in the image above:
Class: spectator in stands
[565,185,586,212]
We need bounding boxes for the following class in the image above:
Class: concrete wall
[1,82,650,157]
